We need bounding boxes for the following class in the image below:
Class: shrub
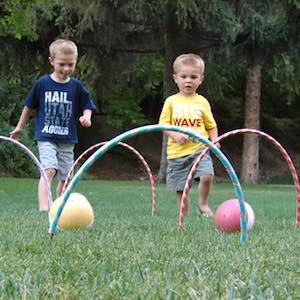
[0,79,38,177]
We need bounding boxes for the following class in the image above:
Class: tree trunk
[156,133,168,182]
[156,2,178,183]
[155,43,178,182]
[241,64,261,184]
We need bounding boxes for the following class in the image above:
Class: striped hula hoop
[179,128,300,228]
[49,125,247,245]
[0,135,52,208]
[62,141,157,216]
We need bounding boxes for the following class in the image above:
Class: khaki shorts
[166,147,214,192]
[38,141,74,180]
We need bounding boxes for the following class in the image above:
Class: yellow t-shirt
[159,93,217,159]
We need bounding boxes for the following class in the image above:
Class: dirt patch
[76,116,162,180]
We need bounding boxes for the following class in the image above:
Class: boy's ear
[48,57,53,65]
[173,73,177,81]
[200,74,205,83]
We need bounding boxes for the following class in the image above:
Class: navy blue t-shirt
[23,75,95,144]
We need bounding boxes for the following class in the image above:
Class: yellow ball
[49,193,94,230]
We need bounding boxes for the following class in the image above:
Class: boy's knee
[200,175,213,184]
[45,168,56,179]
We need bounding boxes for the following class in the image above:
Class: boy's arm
[164,130,189,145]
[207,127,221,148]
[79,109,92,128]
[159,99,189,145]
[10,106,33,140]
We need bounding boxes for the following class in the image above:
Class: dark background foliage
[0,0,299,182]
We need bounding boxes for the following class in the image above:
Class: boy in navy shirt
[10,39,95,211]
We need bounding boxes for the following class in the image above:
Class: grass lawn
[0,177,299,299]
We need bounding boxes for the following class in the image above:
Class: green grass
[0,178,299,299]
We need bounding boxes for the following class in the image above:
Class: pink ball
[214,199,255,232]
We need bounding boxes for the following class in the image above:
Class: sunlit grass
[0,178,299,299]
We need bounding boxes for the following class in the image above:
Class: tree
[235,1,300,183]
[0,0,43,177]
[0,0,39,40]
[153,0,240,181]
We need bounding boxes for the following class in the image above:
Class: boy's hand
[213,142,221,149]
[79,115,91,127]
[9,128,22,140]
[170,132,189,145]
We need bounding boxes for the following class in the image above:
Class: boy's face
[173,64,204,96]
[49,52,77,82]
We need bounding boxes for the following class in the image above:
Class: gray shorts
[166,147,214,192]
[38,141,74,180]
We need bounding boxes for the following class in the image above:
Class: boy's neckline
[177,92,199,97]
[49,74,71,84]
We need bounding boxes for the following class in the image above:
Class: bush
[0,79,39,178]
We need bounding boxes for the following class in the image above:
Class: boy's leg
[56,180,65,197]
[176,191,189,216]
[198,174,214,217]
[37,141,59,211]
[167,156,191,216]
[38,168,56,211]
[56,143,74,198]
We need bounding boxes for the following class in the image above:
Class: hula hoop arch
[179,128,300,229]
[49,124,248,245]
[62,141,157,216]
[0,135,52,208]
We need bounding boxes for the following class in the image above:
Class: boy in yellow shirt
[159,54,220,217]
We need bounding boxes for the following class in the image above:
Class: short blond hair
[173,54,205,74]
[49,39,78,59]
